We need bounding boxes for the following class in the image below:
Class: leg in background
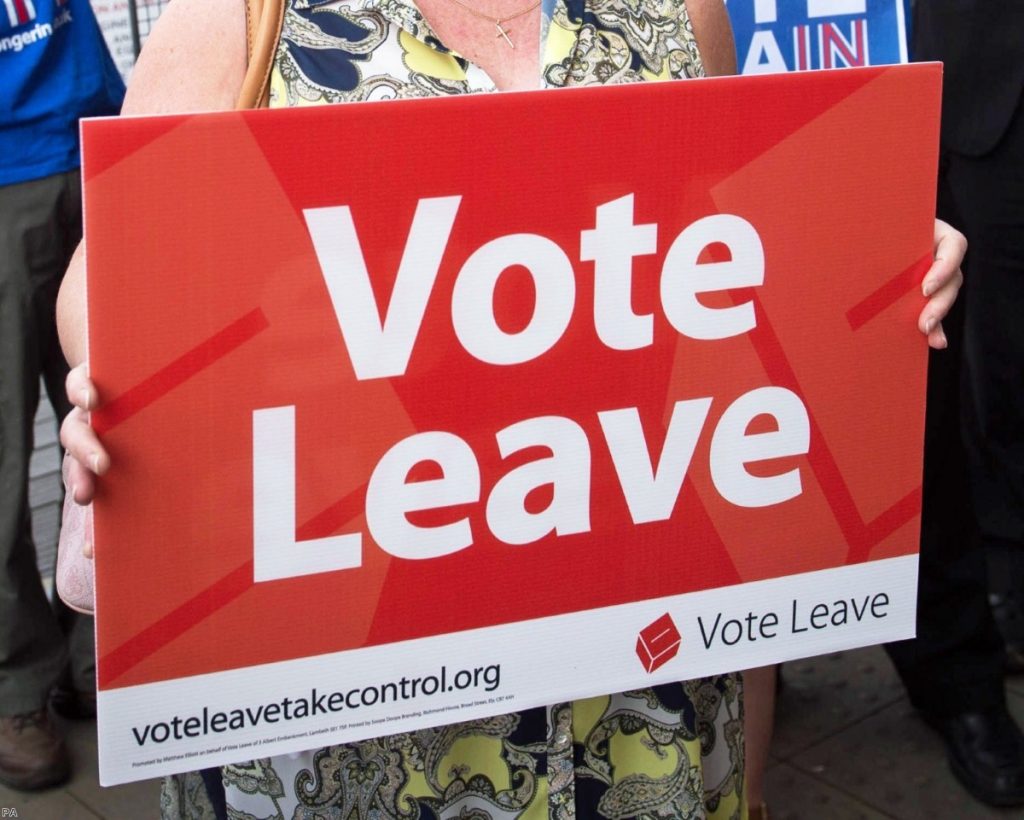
[743,664,777,820]
[0,171,78,790]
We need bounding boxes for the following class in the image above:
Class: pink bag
[55,456,95,614]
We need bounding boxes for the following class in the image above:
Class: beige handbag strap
[237,0,285,109]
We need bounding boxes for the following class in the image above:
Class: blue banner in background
[726,0,909,74]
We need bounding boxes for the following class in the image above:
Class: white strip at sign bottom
[98,554,917,784]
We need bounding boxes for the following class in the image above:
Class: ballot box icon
[636,613,681,673]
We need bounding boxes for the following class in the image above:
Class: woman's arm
[120,0,248,117]
[57,0,247,502]
[59,0,247,365]
[58,0,246,365]
[687,0,738,77]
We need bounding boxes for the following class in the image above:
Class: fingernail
[70,484,78,504]
[922,279,936,297]
[938,330,948,348]
[83,542,94,560]
[90,453,100,473]
[924,317,936,334]
[80,388,92,410]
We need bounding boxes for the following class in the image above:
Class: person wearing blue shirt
[0,0,123,790]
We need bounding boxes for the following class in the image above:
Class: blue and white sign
[726,0,909,75]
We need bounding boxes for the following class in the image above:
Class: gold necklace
[441,0,542,48]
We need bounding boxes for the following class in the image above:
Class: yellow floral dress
[161,0,744,817]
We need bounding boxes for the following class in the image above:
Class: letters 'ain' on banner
[83,64,940,784]
[726,0,910,74]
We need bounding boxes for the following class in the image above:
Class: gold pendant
[494,20,514,48]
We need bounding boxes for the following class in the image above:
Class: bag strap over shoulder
[237,0,285,109]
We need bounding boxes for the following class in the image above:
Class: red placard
[83,64,939,783]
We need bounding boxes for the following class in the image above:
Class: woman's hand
[919,219,966,350]
[60,364,110,514]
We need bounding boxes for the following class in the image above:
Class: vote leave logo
[636,613,682,673]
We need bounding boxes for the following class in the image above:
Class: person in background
[882,0,1024,808]
[0,0,124,791]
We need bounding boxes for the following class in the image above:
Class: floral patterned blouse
[161,0,745,818]
[266,0,706,103]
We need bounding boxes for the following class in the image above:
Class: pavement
[767,648,1024,819]
[2,645,1024,819]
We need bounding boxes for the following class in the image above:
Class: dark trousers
[958,99,1024,546]
[0,169,92,716]
[886,96,1024,716]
